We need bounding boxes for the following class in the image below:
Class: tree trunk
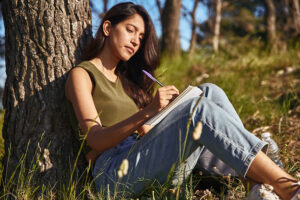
[279,0,300,36]
[99,0,109,19]
[290,0,300,34]
[2,0,92,189]
[188,0,200,54]
[156,0,163,18]
[161,0,182,57]
[265,0,277,49]
[212,0,222,53]
[103,0,109,12]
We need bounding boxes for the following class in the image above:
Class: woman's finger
[162,85,179,94]
[157,86,179,97]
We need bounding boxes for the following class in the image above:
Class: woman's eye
[127,28,134,33]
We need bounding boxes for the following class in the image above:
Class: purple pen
[142,70,165,87]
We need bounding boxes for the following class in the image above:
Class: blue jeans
[93,83,268,196]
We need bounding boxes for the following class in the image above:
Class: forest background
[0,0,299,199]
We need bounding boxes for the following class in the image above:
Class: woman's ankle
[274,180,299,200]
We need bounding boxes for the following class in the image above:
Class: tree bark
[279,0,300,36]
[2,0,92,189]
[212,0,222,53]
[290,0,300,34]
[188,0,200,54]
[265,0,277,49]
[278,0,292,34]
[161,0,182,57]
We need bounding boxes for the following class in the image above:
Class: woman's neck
[97,44,119,72]
[90,44,120,82]
[90,57,118,82]
[89,51,119,82]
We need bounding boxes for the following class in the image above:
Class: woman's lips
[125,46,134,54]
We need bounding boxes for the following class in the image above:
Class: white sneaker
[291,181,300,200]
[246,184,280,200]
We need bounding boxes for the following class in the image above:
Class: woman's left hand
[137,124,153,136]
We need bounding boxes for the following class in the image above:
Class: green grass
[0,44,299,199]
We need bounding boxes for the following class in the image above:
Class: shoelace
[292,181,300,186]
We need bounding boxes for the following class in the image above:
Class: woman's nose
[131,35,140,47]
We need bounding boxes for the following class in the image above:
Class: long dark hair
[84,2,160,108]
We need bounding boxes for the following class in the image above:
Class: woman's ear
[102,20,112,37]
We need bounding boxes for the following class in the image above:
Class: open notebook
[145,86,203,126]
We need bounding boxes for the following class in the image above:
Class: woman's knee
[198,83,226,97]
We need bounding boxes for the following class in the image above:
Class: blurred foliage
[198,0,265,44]
[196,0,300,53]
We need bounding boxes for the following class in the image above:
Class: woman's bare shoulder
[69,66,90,78]
[65,67,93,100]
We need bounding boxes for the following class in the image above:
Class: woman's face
[106,14,145,61]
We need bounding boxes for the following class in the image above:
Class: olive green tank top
[66,61,139,144]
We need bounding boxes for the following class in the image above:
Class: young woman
[65,2,300,199]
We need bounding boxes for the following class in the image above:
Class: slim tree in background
[265,0,277,50]
[212,0,222,53]
[290,0,300,34]
[188,0,200,54]
[277,0,300,37]
[91,0,109,19]
[160,0,182,57]
[156,0,163,18]
[2,0,92,187]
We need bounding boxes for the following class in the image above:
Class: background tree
[157,0,182,57]
[264,0,277,50]
[212,0,222,53]
[91,0,109,19]
[185,0,201,54]
[197,0,268,50]
[276,0,300,37]
[2,0,92,188]
[290,0,300,34]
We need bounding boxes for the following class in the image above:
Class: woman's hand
[150,85,179,112]
[137,124,153,136]
[85,149,100,165]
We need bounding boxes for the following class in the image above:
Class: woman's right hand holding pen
[141,70,179,112]
[150,85,179,112]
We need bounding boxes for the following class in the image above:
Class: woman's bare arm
[65,67,179,154]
